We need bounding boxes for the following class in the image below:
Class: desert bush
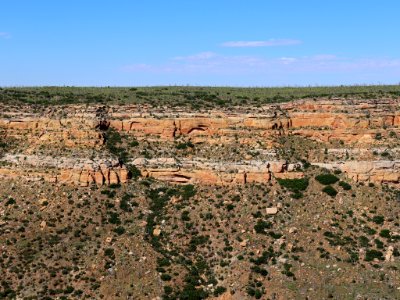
[129,139,139,147]
[164,286,173,295]
[104,248,114,258]
[5,198,16,206]
[181,211,191,222]
[374,239,384,249]
[113,226,125,235]
[254,220,272,234]
[127,164,141,179]
[214,286,227,296]
[160,274,172,281]
[176,141,194,150]
[365,249,383,261]
[277,178,309,192]
[339,181,352,190]
[358,236,369,247]
[291,191,303,199]
[180,184,197,200]
[372,215,384,225]
[379,229,391,238]
[315,174,339,185]
[251,266,268,276]
[322,185,338,197]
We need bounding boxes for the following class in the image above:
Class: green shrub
[365,249,383,261]
[127,164,141,179]
[254,220,272,234]
[113,226,126,235]
[181,211,191,221]
[105,128,129,163]
[120,193,133,212]
[101,190,116,198]
[5,198,16,206]
[109,183,121,189]
[180,184,197,200]
[64,286,74,294]
[372,215,384,225]
[251,266,268,276]
[291,191,303,199]
[277,178,309,192]
[129,140,139,147]
[226,203,235,211]
[213,286,227,296]
[301,159,311,169]
[157,257,171,267]
[269,231,283,239]
[108,212,121,224]
[322,185,338,197]
[358,236,369,247]
[339,181,352,190]
[315,174,339,185]
[247,287,263,299]
[176,141,194,149]
[160,274,172,281]
[374,239,384,249]
[379,229,391,238]
[164,286,173,295]
[104,248,114,258]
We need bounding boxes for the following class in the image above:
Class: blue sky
[1,0,400,86]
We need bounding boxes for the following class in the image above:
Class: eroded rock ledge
[0,154,128,186]
[132,157,303,185]
[0,154,399,187]
[0,98,399,186]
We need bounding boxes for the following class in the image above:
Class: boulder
[266,207,278,215]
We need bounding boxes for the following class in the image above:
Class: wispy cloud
[173,51,217,61]
[221,39,301,47]
[121,52,400,80]
[0,32,11,39]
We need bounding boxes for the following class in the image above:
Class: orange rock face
[0,117,104,149]
[133,158,303,185]
[0,155,129,187]
[312,161,400,184]
[0,98,399,186]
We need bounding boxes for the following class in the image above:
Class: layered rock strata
[132,158,303,185]
[0,98,399,186]
[0,154,128,186]
[312,160,400,184]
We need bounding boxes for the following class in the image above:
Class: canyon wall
[0,98,399,186]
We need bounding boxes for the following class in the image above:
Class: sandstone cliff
[0,98,399,186]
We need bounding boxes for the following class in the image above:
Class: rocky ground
[0,96,399,299]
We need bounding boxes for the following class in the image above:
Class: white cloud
[173,51,217,61]
[121,53,400,77]
[221,39,301,47]
[312,54,337,61]
[280,57,297,65]
[0,32,11,39]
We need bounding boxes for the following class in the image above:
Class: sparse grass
[2,85,400,108]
